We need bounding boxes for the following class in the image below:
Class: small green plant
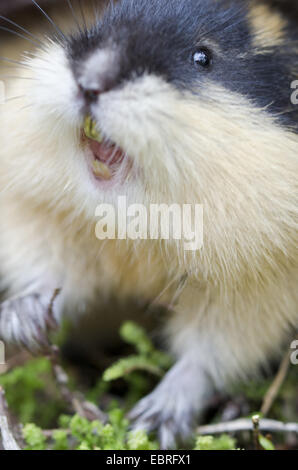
[23,423,47,450]
[23,410,159,450]
[23,411,239,451]
[259,435,275,451]
[0,357,65,426]
[103,322,172,383]
[195,435,236,451]
[1,321,297,450]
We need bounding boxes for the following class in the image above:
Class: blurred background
[0,0,56,16]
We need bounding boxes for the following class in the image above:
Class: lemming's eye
[192,49,212,67]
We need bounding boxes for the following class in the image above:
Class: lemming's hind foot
[0,289,61,353]
[129,386,195,449]
[129,357,210,449]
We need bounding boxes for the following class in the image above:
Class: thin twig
[0,387,21,450]
[252,414,262,450]
[197,418,298,436]
[261,344,295,417]
[49,347,107,423]
[42,428,69,438]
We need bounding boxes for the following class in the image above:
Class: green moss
[0,357,65,426]
[23,411,158,450]
[127,430,158,450]
[23,423,47,450]
[1,321,297,450]
[195,435,236,451]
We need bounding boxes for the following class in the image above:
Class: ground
[0,322,297,450]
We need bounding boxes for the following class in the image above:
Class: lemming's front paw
[128,378,197,449]
[0,289,61,353]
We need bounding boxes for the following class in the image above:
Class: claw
[128,359,206,449]
[45,288,61,330]
[0,288,62,354]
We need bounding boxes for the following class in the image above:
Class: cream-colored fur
[0,1,297,447]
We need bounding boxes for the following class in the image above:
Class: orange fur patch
[248,2,287,49]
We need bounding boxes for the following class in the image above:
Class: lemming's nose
[79,77,115,104]
[77,49,120,104]
[79,85,100,103]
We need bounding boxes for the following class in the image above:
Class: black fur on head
[66,0,298,131]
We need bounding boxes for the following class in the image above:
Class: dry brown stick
[49,347,107,423]
[0,386,21,450]
[46,289,105,421]
[261,343,295,417]
[252,414,262,450]
[42,428,69,438]
[197,418,298,436]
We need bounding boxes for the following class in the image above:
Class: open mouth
[82,116,128,184]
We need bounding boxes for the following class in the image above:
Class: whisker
[147,275,181,311]
[0,57,30,68]
[77,0,88,32]
[0,60,54,76]
[66,0,83,33]
[21,50,49,61]
[168,273,188,310]
[199,7,247,41]
[92,0,100,23]
[31,0,67,42]
[0,26,41,48]
[106,144,120,166]
[0,15,44,48]
[0,75,36,80]
[108,0,116,17]
[20,51,57,72]
[4,95,26,103]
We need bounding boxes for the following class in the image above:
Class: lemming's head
[7,0,298,215]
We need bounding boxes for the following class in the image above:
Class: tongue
[89,139,124,165]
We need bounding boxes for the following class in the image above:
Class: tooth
[92,159,112,180]
[84,115,103,143]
